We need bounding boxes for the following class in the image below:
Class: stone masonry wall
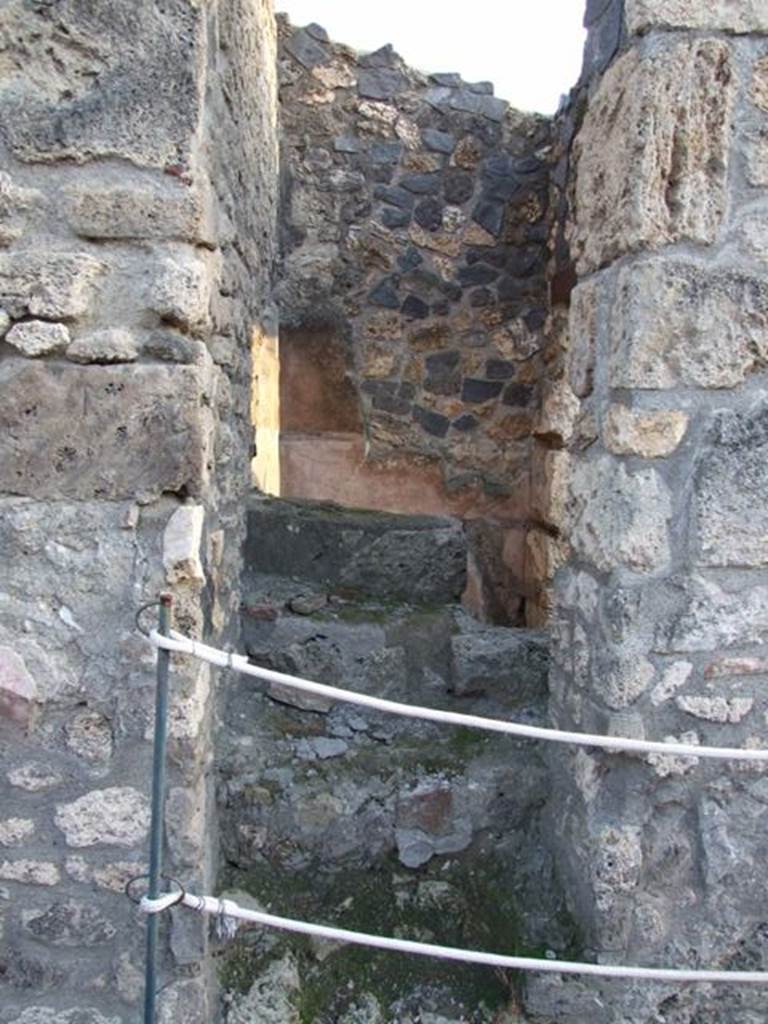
[0,2,277,1022]
[273,18,553,622]
[532,2,768,1021]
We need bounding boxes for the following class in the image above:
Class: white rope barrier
[136,887,768,985]
[150,629,768,763]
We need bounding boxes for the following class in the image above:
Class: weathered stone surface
[603,404,688,458]
[65,180,214,244]
[285,27,329,69]
[146,252,211,333]
[64,856,147,893]
[0,818,35,847]
[706,655,768,678]
[227,955,300,1024]
[747,132,768,188]
[245,498,467,604]
[4,1011,121,1024]
[157,978,209,1024]
[0,860,60,886]
[572,41,735,272]
[650,661,693,706]
[23,900,116,946]
[0,360,213,500]
[534,379,581,447]
[0,646,38,726]
[676,695,754,723]
[753,56,768,112]
[358,68,405,101]
[594,653,655,709]
[163,504,206,585]
[592,826,643,906]
[422,128,455,154]
[609,260,768,389]
[6,321,70,357]
[314,62,357,90]
[7,763,62,792]
[0,170,44,246]
[567,457,672,572]
[449,90,507,122]
[65,329,139,364]
[165,786,205,868]
[450,628,549,706]
[695,403,768,567]
[0,0,206,168]
[55,787,150,847]
[627,0,768,34]
[531,448,570,531]
[0,250,104,319]
[65,711,113,763]
[664,576,768,652]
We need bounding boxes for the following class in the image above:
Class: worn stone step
[244,494,466,605]
[239,600,548,719]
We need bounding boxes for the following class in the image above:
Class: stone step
[240,599,548,720]
[244,494,466,605]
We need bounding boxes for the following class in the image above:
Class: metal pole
[143,593,173,1024]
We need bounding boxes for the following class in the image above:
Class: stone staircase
[216,496,574,1024]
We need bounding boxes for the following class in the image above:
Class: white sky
[276,0,587,114]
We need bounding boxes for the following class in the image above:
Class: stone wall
[4,1,768,1021]
[535,2,768,1020]
[0,2,277,1022]
[265,17,554,622]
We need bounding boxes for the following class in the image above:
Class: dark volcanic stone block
[507,246,546,277]
[469,288,493,307]
[425,350,461,394]
[362,380,412,415]
[381,206,410,229]
[451,628,549,707]
[502,383,534,406]
[461,378,503,403]
[413,404,451,438]
[245,497,467,604]
[514,156,546,177]
[457,263,499,287]
[370,142,403,165]
[525,307,547,331]
[452,414,478,432]
[374,184,413,209]
[444,169,474,205]
[400,173,441,195]
[472,200,505,237]
[497,276,526,302]
[401,294,430,319]
[305,22,330,41]
[285,28,329,69]
[430,72,462,88]
[414,197,444,231]
[358,68,406,100]
[360,44,400,68]
[426,350,461,374]
[486,359,516,380]
[369,276,401,308]
[449,90,507,122]
[422,128,456,154]
[398,247,423,272]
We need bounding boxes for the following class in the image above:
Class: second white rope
[149,629,768,763]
